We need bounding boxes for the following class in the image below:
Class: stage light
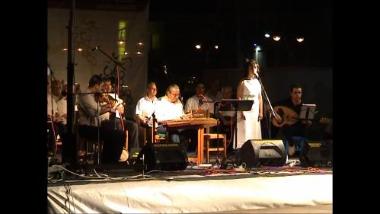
[62,48,68,51]
[118,41,125,45]
[138,42,144,46]
[77,48,83,52]
[273,36,281,41]
[256,46,261,51]
[137,51,142,55]
[214,45,219,50]
[124,51,128,55]
[254,43,257,47]
[195,44,201,49]
[296,37,304,43]
[265,33,270,38]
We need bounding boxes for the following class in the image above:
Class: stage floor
[48,164,332,213]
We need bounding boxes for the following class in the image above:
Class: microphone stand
[93,46,127,74]
[48,64,55,118]
[213,101,222,166]
[255,72,278,138]
[62,0,77,168]
[93,46,127,132]
[76,91,103,166]
[48,64,57,159]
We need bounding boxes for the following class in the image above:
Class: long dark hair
[244,59,259,79]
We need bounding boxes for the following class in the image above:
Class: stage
[47,164,332,213]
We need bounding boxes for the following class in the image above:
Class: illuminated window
[118,20,127,61]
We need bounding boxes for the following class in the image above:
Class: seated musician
[184,83,214,151]
[214,85,235,152]
[101,77,139,154]
[272,84,311,158]
[135,82,159,145]
[56,82,67,135]
[155,84,190,145]
[77,75,125,164]
[185,83,214,117]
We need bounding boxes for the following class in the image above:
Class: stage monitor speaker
[239,139,287,168]
[300,141,332,167]
[134,143,188,172]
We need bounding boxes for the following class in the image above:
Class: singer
[235,59,263,149]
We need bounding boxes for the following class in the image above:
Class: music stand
[299,104,317,121]
[214,99,254,152]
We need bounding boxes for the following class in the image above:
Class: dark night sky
[147,0,332,96]
[149,0,332,69]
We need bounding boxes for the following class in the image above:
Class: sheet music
[300,104,317,120]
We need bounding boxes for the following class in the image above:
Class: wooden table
[163,118,218,165]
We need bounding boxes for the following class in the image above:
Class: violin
[95,92,117,108]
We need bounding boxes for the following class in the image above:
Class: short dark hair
[289,83,303,92]
[89,75,102,87]
[103,76,115,85]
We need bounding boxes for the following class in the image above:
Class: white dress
[235,78,262,149]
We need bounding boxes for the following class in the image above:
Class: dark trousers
[124,119,139,150]
[78,122,125,164]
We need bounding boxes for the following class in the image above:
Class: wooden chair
[204,133,227,163]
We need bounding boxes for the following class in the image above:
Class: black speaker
[134,143,188,172]
[239,139,287,168]
[300,141,332,167]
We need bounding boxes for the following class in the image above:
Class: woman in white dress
[235,60,263,149]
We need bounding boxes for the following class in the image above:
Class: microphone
[47,64,53,75]
[254,67,260,78]
[92,46,99,51]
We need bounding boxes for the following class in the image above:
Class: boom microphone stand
[92,45,127,127]
[254,70,278,138]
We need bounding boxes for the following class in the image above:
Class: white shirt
[56,97,67,124]
[47,92,58,117]
[135,96,158,119]
[185,95,214,114]
[155,96,184,122]
[99,93,124,121]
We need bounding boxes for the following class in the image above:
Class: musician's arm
[184,99,192,113]
[180,112,191,120]
[81,94,111,116]
[236,81,246,120]
[259,94,263,120]
[114,104,124,114]
[136,114,146,124]
[236,81,244,100]
[302,120,313,126]
[135,99,147,124]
